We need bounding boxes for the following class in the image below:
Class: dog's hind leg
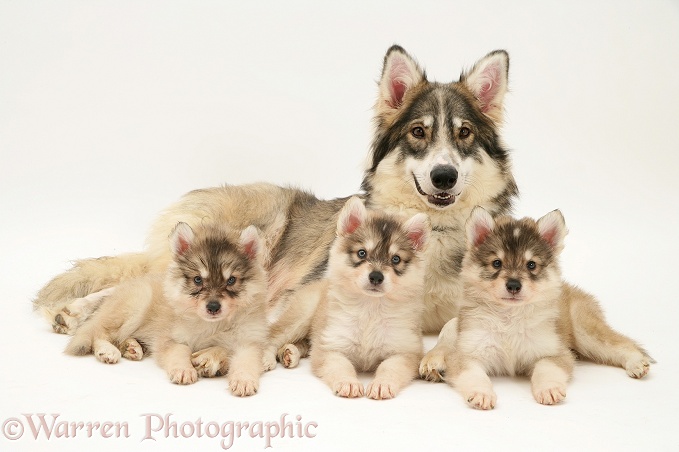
[419,317,458,382]
[563,283,654,378]
[51,287,115,335]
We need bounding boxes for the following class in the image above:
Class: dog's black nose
[506,279,522,295]
[369,271,384,285]
[430,165,458,190]
[206,300,222,314]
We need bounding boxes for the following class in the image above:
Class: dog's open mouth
[412,174,456,207]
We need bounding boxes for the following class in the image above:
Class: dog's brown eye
[411,126,425,138]
[492,259,502,269]
[527,261,536,270]
[226,276,237,286]
[459,126,471,138]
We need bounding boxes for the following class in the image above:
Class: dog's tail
[33,252,162,329]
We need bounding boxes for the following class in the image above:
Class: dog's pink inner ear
[175,235,191,255]
[242,239,258,260]
[540,227,559,248]
[343,213,362,235]
[407,229,426,251]
[476,65,501,113]
[387,57,413,108]
[471,223,491,247]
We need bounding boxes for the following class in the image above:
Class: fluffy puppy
[65,222,268,397]
[440,207,653,409]
[310,197,429,399]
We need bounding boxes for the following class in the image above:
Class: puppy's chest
[171,320,230,351]
[460,307,562,376]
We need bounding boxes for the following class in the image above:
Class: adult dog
[34,45,518,368]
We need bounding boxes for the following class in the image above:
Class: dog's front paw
[191,348,229,377]
[625,358,651,379]
[532,383,566,405]
[278,344,301,369]
[169,367,198,385]
[262,350,277,372]
[464,390,497,410]
[366,379,397,400]
[229,374,259,397]
[333,380,364,398]
[95,342,121,364]
[419,350,446,382]
[120,338,144,361]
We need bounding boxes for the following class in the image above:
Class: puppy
[441,207,653,409]
[310,197,429,399]
[65,222,268,397]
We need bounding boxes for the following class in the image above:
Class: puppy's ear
[537,210,567,252]
[240,225,262,261]
[403,213,430,251]
[378,45,425,112]
[466,207,495,248]
[337,196,367,237]
[170,222,195,256]
[461,50,509,123]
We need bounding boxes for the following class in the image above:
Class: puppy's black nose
[506,279,522,295]
[430,165,458,190]
[369,271,384,286]
[206,300,222,314]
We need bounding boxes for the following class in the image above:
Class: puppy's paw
[419,350,446,382]
[533,384,566,405]
[333,380,364,398]
[625,358,651,379]
[229,374,259,397]
[94,343,121,364]
[262,351,277,372]
[120,338,144,361]
[464,390,497,410]
[169,367,198,385]
[52,307,81,335]
[278,344,301,369]
[191,348,229,377]
[366,379,397,400]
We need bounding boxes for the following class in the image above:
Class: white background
[1,1,678,451]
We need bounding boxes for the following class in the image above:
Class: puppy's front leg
[447,356,496,410]
[311,350,363,398]
[227,343,263,397]
[530,354,573,405]
[156,341,198,385]
[419,317,458,382]
[191,346,230,377]
[367,353,420,400]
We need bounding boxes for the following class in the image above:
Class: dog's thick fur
[424,208,653,409]
[34,46,518,366]
[307,197,428,399]
[65,222,269,396]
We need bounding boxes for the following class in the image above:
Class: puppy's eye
[392,255,401,265]
[527,261,536,270]
[459,126,471,138]
[193,276,203,285]
[226,276,237,286]
[492,259,502,269]
[357,249,367,259]
[411,126,425,138]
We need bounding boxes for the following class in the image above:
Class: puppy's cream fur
[309,197,429,399]
[65,223,268,397]
[425,207,653,409]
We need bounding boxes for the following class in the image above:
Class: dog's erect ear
[170,222,195,256]
[403,213,430,252]
[337,196,367,237]
[466,207,495,248]
[461,50,509,123]
[378,45,425,111]
[537,210,567,252]
[240,225,262,261]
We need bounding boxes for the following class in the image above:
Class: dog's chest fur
[457,300,563,376]
[319,290,422,372]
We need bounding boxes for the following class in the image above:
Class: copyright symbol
[2,417,24,440]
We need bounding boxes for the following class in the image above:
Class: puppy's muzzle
[206,300,222,315]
